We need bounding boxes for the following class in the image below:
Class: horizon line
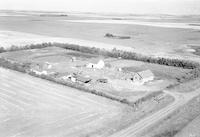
[0,9,200,16]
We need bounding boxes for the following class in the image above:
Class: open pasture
[1,15,200,59]
[175,114,200,137]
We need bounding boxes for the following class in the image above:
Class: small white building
[86,60,105,69]
[117,68,122,72]
[62,75,76,82]
[32,70,48,75]
[87,63,95,68]
[44,62,52,69]
[71,57,76,62]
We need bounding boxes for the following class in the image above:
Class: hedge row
[53,43,199,69]
[0,43,53,53]
[1,42,199,69]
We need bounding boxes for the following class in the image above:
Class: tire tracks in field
[0,75,109,110]
[0,72,114,110]
[0,68,123,137]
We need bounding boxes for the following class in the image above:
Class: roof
[137,70,154,79]
[124,72,135,79]
[97,78,108,83]
[75,76,91,83]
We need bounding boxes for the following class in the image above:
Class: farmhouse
[86,60,105,69]
[138,70,154,82]
[125,70,154,83]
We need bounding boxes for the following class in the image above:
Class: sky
[1,0,200,15]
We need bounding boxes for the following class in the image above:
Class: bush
[0,47,6,53]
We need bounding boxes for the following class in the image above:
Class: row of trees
[56,43,200,69]
[1,42,199,69]
[0,43,54,53]
[1,42,200,81]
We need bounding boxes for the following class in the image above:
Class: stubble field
[0,68,134,137]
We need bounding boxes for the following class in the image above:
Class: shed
[97,78,108,83]
[44,62,52,69]
[59,73,77,82]
[75,76,92,83]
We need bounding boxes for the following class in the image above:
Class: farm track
[0,68,124,137]
[109,88,200,137]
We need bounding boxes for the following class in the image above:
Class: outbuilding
[44,62,52,69]
[75,76,92,83]
[86,60,105,69]
[97,78,108,83]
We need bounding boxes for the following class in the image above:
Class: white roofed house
[86,59,105,69]
[135,70,154,83]
[125,69,154,85]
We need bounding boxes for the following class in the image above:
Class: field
[139,92,200,137]
[0,46,180,137]
[175,115,200,137]
[1,11,200,137]
[0,68,136,137]
[0,13,200,60]
[0,30,58,48]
